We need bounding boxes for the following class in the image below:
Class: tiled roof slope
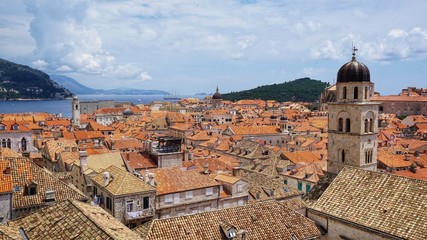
[136,200,321,240]
[0,225,20,239]
[148,168,220,195]
[9,199,143,240]
[7,157,87,209]
[309,167,427,240]
[91,165,155,196]
[0,160,12,193]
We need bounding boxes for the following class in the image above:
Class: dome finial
[352,43,358,61]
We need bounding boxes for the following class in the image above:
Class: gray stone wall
[0,193,11,223]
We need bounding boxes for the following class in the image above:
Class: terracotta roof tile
[9,199,143,240]
[146,168,220,195]
[310,167,427,240]
[137,200,321,240]
[92,165,155,196]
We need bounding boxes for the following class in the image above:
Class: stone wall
[307,210,393,240]
[0,193,11,223]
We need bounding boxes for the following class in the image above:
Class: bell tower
[72,95,81,128]
[327,47,379,174]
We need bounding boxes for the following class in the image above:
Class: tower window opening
[343,87,347,100]
[341,149,346,163]
[354,87,358,100]
[364,87,368,99]
[369,118,374,132]
[364,119,369,133]
[338,118,343,132]
[345,118,351,132]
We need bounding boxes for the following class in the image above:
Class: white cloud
[55,65,73,72]
[31,59,49,70]
[139,71,152,81]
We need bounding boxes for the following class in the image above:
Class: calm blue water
[0,94,200,118]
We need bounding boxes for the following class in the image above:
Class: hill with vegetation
[222,78,329,102]
[0,58,72,100]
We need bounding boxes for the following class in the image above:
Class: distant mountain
[50,74,168,95]
[50,75,95,94]
[222,78,329,102]
[0,58,72,100]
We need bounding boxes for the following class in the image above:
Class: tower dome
[337,48,370,83]
[123,108,134,116]
[212,86,222,100]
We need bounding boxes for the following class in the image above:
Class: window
[164,194,173,204]
[106,197,112,210]
[338,118,343,132]
[345,118,351,132]
[365,119,369,133]
[365,149,373,164]
[343,86,347,99]
[354,87,358,99]
[297,182,302,191]
[1,139,6,148]
[364,87,368,99]
[284,179,288,185]
[205,187,213,196]
[185,191,193,200]
[369,118,374,132]
[21,138,27,152]
[306,184,311,192]
[126,200,134,212]
[143,196,149,209]
[6,139,11,149]
[173,193,180,204]
[341,149,346,163]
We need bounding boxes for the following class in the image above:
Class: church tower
[327,47,378,174]
[72,95,81,128]
[212,86,223,108]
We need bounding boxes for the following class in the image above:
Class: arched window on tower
[365,149,373,164]
[341,149,346,163]
[1,139,5,148]
[345,118,351,132]
[21,138,27,152]
[6,139,11,149]
[364,87,368,99]
[338,118,343,132]
[75,104,78,110]
[369,118,374,132]
[343,87,347,100]
[354,87,359,100]
[364,119,369,133]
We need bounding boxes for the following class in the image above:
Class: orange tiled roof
[0,160,12,193]
[146,167,220,195]
[227,125,281,135]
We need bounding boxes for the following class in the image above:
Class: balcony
[125,207,155,220]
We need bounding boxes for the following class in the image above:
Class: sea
[0,94,201,118]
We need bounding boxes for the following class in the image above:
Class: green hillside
[0,58,72,100]
[222,78,329,102]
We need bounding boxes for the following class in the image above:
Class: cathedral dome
[212,86,222,100]
[337,50,370,83]
[123,108,134,116]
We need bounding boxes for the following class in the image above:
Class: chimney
[404,154,411,161]
[103,172,111,186]
[148,173,155,186]
[232,167,241,177]
[79,151,88,167]
[145,170,150,184]
[203,163,209,174]
[183,149,189,162]
[189,152,194,160]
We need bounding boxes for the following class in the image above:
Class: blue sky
[1,0,426,95]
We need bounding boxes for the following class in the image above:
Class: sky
[1,0,427,95]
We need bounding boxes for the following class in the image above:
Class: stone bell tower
[72,95,81,128]
[327,47,379,174]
